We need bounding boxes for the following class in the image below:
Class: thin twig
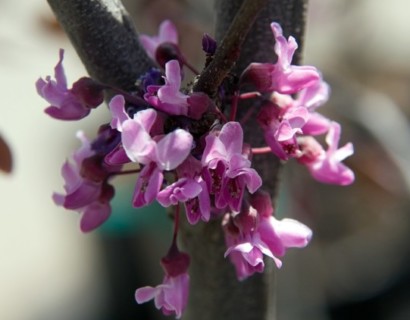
[193,0,268,96]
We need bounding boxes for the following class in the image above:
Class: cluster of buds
[36,20,354,318]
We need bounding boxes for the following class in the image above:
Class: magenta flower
[297,80,331,135]
[224,191,312,279]
[36,49,104,120]
[136,243,190,319]
[122,112,193,207]
[224,215,312,279]
[258,101,309,160]
[298,122,355,185]
[144,60,209,119]
[241,22,319,94]
[224,232,267,281]
[139,20,178,60]
[52,131,114,232]
[257,215,312,268]
[202,122,262,212]
[136,273,189,319]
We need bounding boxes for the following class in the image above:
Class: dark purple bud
[155,42,184,68]
[202,33,217,55]
[161,243,190,277]
[71,77,105,109]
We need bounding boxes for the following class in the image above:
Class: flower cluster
[37,20,354,318]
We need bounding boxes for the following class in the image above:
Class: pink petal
[156,129,193,170]
[135,286,160,304]
[272,217,312,248]
[133,164,163,207]
[158,20,178,44]
[218,122,243,156]
[80,201,111,232]
[63,181,101,209]
[109,95,129,131]
[121,119,156,164]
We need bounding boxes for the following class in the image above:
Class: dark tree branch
[193,0,268,96]
[47,0,155,91]
[181,1,308,320]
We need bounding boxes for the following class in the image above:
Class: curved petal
[218,122,243,156]
[80,201,111,232]
[122,119,156,164]
[109,95,129,131]
[159,20,178,44]
[156,129,193,170]
[135,286,161,304]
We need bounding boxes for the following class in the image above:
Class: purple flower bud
[71,77,104,109]
[202,33,217,55]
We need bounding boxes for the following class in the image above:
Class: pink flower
[224,232,266,281]
[224,193,312,279]
[144,60,209,119]
[258,101,309,160]
[297,80,331,136]
[202,122,262,212]
[298,122,355,185]
[130,125,193,207]
[257,216,312,268]
[139,20,178,60]
[36,49,104,120]
[135,243,190,319]
[135,273,189,319]
[53,131,114,232]
[241,22,320,94]
[121,110,193,207]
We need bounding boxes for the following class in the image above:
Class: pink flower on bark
[258,101,309,160]
[202,122,262,212]
[136,273,189,319]
[157,156,211,224]
[145,60,209,119]
[241,22,320,94]
[36,49,104,120]
[224,192,312,279]
[136,244,190,319]
[298,122,355,185]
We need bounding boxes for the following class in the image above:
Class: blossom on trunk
[136,243,190,319]
[241,22,319,94]
[258,100,309,160]
[224,193,312,280]
[36,49,104,120]
[144,60,209,119]
[202,122,262,212]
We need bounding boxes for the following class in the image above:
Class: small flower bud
[202,33,217,55]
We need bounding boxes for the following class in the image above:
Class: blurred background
[0,0,409,319]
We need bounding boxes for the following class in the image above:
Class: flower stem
[251,147,272,155]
